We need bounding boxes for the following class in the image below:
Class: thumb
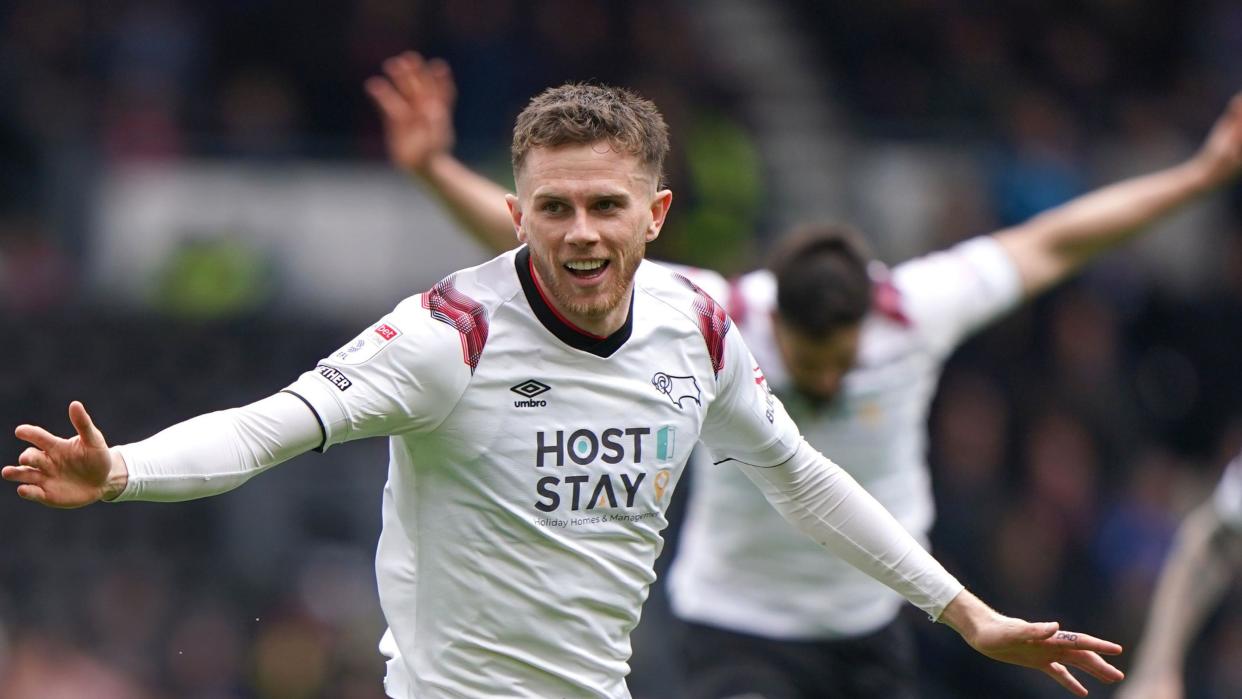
[68,401,107,449]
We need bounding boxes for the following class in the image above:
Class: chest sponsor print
[531,425,679,515]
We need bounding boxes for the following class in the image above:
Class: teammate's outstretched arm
[1116,502,1239,699]
[4,395,323,507]
[993,92,1242,296]
[365,50,517,251]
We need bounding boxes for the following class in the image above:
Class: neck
[575,294,633,338]
[528,259,633,338]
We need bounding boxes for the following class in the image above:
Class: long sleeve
[736,440,964,620]
[111,392,323,502]
[699,315,963,620]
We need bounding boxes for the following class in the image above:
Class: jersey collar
[515,246,633,358]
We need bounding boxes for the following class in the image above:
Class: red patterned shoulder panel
[675,274,732,376]
[422,275,488,373]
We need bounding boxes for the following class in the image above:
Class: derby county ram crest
[651,372,702,409]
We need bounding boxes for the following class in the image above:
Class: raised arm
[3,394,322,506]
[365,51,517,253]
[1116,503,1240,699]
[994,93,1242,296]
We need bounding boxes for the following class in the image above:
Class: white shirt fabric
[669,236,1023,639]
[114,247,964,698]
[1213,453,1242,532]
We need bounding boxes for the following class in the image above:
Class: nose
[817,372,842,398]
[564,211,600,246]
[800,369,842,401]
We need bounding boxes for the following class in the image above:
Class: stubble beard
[534,236,646,323]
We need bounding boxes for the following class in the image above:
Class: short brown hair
[768,223,874,337]
[511,83,669,182]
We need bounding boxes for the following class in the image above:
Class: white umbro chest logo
[512,380,550,408]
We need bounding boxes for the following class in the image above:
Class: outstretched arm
[940,590,1125,697]
[3,394,322,506]
[706,325,1124,695]
[365,51,517,253]
[994,92,1242,296]
[741,443,1124,696]
[1116,504,1239,699]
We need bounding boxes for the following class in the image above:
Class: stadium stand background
[1,1,1240,696]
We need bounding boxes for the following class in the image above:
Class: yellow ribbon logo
[654,469,672,502]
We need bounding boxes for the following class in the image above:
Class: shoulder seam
[637,272,731,378]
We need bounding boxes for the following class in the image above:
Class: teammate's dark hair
[512,83,669,182]
[768,224,874,337]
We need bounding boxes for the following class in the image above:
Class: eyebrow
[532,190,632,203]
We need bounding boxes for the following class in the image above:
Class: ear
[769,309,796,360]
[506,194,526,243]
[769,309,793,340]
[646,189,673,243]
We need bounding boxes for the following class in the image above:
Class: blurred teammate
[5,81,1122,698]
[1117,451,1242,699]
[366,52,1242,698]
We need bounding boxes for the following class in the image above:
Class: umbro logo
[511,380,550,398]
[511,379,550,408]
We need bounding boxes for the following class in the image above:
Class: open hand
[3,401,118,508]
[365,51,457,174]
[970,618,1125,696]
[942,591,1124,696]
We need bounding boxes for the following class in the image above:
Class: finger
[388,53,424,102]
[398,50,425,68]
[1020,620,1060,641]
[427,58,457,107]
[1063,650,1125,683]
[381,57,411,100]
[1049,630,1123,655]
[364,77,409,120]
[3,465,46,486]
[18,446,50,469]
[15,423,60,451]
[1042,662,1088,697]
[68,402,106,449]
[16,484,47,504]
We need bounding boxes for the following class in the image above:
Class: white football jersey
[285,248,807,698]
[1213,453,1242,532]
[669,236,1022,639]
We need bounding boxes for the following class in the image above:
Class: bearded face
[509,142,671,337]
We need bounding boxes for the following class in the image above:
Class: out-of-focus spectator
[0,217,72,312]
[0,634,153,699]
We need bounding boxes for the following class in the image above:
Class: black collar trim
[515,247,633,358]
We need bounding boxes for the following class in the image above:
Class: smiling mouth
[564,259,609,279]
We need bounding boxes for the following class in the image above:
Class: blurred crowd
[2,1,1242,697]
